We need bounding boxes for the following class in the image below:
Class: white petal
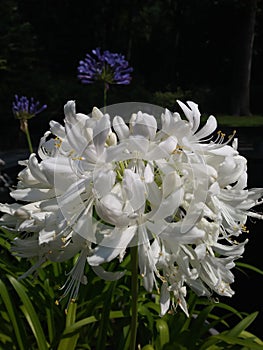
[93,116,110,156]
[163,172,181,198]
[93,169,116,198]
[49,120,65,138]
[95,191,132,227]
[10,188,55,202]
[150,187,184,221]
[88,226,136,265]
[181,183,208,234]
[113,116,130,140]
[132,111,157,140]
[160,283,170,316]
[177,100,200,133]
[28,154,49,185]
[194,115,217,140]
[144,164,154,183]
[92,266,126,281]
[72,208,95,242]
[64,100,76,123]
[123,169,146,212]
[92,107,104,120]
[212,240,247,257]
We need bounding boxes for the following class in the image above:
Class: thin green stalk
[130,246,138,350]
[21,119,33,154]
[103,82,108,113]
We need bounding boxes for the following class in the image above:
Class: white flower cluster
[1,100,262,315]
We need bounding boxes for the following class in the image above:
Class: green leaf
[109,310,125,319]
[144,301,160,314]
[0,332,13,345]
[0,235,11,250]
[62,316,98,335]
[186,305,215,348]
[236,262,263,275]
[66,302,78,327]
[138,304,154,332]
[240,330,263,344]
[211,333,263,349]
[8,276,49,350]
[155,319,169,348]
[43,279,56,344]
[96,282,115,350]
[226,312,258,337]
[197,300,243,320]
[0,279,25,350]
[57,302,79,350]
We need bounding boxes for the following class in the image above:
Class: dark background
[0,0,263,338]
[0,0,263,150]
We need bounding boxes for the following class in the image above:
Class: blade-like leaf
[57,302,79,350]
[62,315,98,335]
[196,300,243,320]
[8,275,49,350]
[240,330,263,345]
[236,262,263,275]
[186,305,214,348]
[0,279,25,350]
[226,312,258,337]
[212,333,263,349]
[156,319,170,348]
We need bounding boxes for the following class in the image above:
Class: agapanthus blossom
[12,95,47,120]
[77,48,133,85]
[1,100,262,315]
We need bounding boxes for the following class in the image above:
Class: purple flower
[77,48,133,85]
[12,95,47,120]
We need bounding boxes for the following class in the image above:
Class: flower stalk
[20,119,33,154]
[12,95,47,154]
[130,246,138,350]
[104,82,108,112]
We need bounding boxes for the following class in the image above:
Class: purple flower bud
[12,95,47,120]
[77,48,133,85]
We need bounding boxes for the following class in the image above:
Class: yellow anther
[172,145,183,154]
[241,224,249,233]
[54,137,62,148]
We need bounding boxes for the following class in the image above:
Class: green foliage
[0,226,263,349]
[152,89,192,111]
[202,114,263,127]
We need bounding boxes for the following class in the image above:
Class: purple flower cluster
[77,48,133,85]
[12,95,47,120]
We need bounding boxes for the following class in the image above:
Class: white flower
[1,100,263,316]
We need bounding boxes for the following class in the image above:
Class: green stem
[130,246,138,350]
[103,82,108,113]
[21,119,34,154]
